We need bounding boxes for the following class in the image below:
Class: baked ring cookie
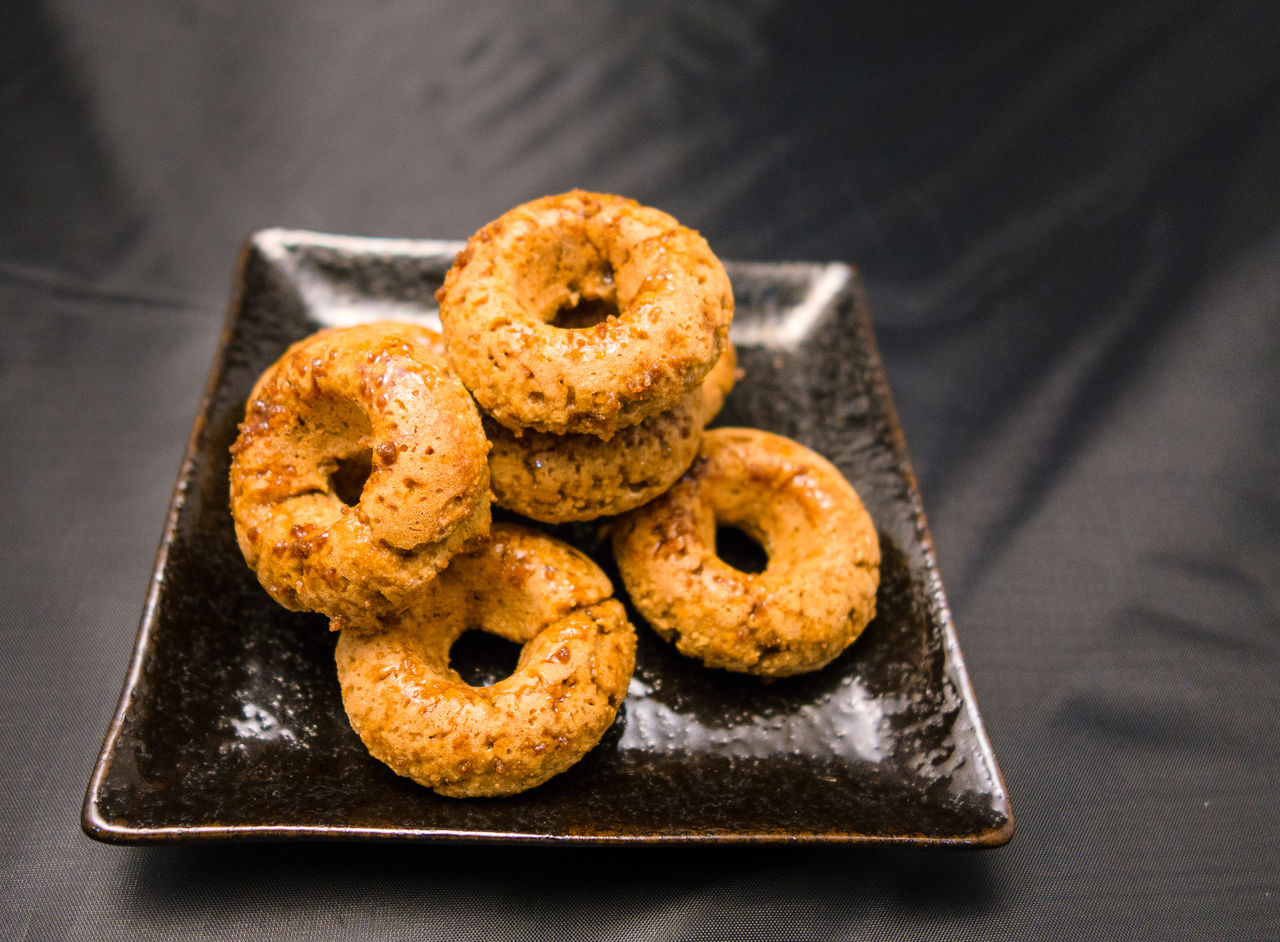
[229,322,491,630]
[437,190,734,438]
[612,428,880,677]
[486,345,739,523]
[335,523,636,797]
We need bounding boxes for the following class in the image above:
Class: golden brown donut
[229,321,491,630]
[485,345,739,523]
[612,428,880,677]
[437,190,734,438]
[335,523,637,797]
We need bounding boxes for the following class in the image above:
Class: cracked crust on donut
[335,523,637,797]
[437,190,734,438]
[228,321,491,630]
[611,427,880,677]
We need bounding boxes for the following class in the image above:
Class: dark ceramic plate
[83,229,1013,846]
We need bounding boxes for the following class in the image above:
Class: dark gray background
[3,0,1277,938]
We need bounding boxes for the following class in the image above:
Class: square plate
[83,229,1013,846]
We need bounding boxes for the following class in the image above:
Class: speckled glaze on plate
[82,229,1013,846]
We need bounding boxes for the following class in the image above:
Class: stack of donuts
[228,191,880,799]
[436,190,738,523]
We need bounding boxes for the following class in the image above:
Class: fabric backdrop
[2,1,1277,938]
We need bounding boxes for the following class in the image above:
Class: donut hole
[552,296,619,330]
[449,629,523,688]
[715,524,769,574]
[330,448,373,506]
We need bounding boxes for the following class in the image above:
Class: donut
[611,428,880,677]
[437,190,734,438]
[229,321,491,630]
[485,345,739,523]
[335,523,637,797]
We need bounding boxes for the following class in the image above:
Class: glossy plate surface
[83,229,1013,846]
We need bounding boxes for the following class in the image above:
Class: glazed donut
[229,321,491,630]
[611,428,880,677]
[335,523,636,797]
[437,190,734,438]
[485,345,739,523]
